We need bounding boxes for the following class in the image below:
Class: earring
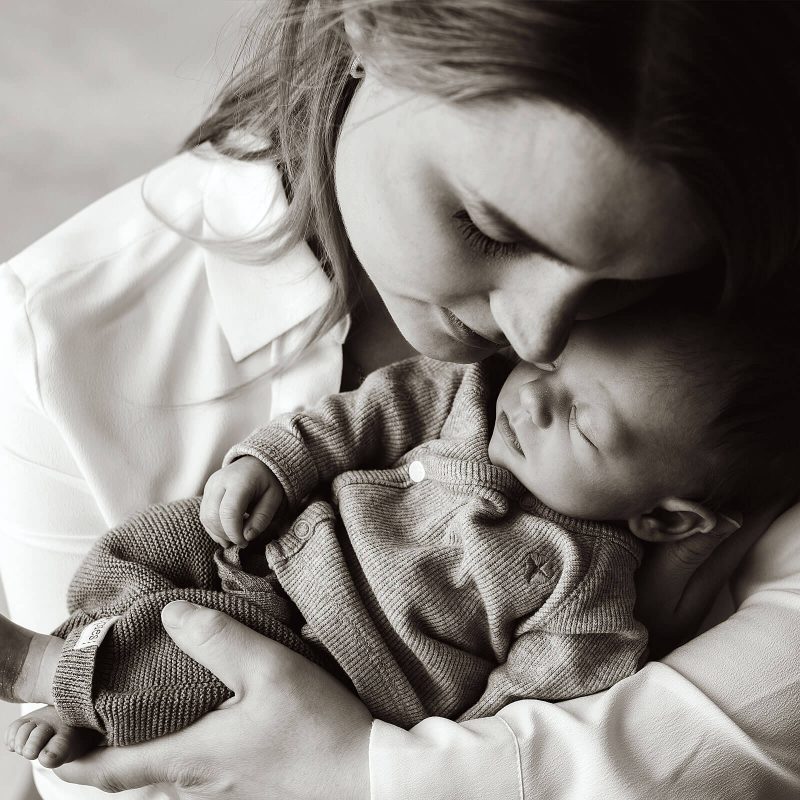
[349,55,365,79]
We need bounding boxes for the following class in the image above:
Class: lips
[497,411,524,455]
[437,307,508,351]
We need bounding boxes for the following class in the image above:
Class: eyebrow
[470,197,574,268]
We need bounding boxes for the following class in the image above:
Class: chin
[402,329,487,364]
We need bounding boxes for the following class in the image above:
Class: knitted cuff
[224,425,318,508]
[51,618,119,734]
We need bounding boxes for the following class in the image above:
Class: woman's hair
[184,0,800,356]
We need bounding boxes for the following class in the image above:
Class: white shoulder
[5,146,283,300]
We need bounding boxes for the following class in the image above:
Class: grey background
[1,1,254,262]
[1,2,253,794]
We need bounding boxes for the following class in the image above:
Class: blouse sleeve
[369,502,800,799]
[0,150,342,643]
[0,261,109,634]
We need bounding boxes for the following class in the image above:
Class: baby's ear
[627,497,742,542]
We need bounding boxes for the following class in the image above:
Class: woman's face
[335,71,710,364]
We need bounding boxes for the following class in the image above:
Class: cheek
[512,438,576,509]
[335,137,391,263]
[539,475,615,519]
[569,464,652,521]
[530,451,585,512]
[527,446,618,519]
[337,157,444,293]
[336,118,464,299]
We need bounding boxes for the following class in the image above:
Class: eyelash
[452,210,519,258]
[569,405,596,449]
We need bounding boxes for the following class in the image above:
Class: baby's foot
[5,705,99,767]
[0,614,63,704]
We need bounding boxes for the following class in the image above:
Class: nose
[518,379,553,429]
[490,273,586,363]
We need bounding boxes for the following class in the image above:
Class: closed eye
[452,209,519,258]
[569,404,597,449]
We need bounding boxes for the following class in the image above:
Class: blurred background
[0,1,253,262]
[0,2,253,795]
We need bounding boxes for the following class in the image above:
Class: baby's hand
[200,457,285,546]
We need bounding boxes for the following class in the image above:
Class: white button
[409,460,426,482]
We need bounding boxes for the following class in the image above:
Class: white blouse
[1,149,798,800]
[0,148,346,800]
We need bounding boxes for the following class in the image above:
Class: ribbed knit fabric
[51,356,646,744]
[51,498,324,745]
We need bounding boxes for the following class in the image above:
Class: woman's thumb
[161,601,251,698]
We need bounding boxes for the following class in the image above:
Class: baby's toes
[39,726,98,768]
[5,716,27,751]
[21,721,57,760]
[5,718,19,750]
[12,720,37,755]
[7,706,99,768]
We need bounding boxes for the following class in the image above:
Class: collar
[201,151,336,362]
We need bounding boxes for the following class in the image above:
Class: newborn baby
[2,303,795,767]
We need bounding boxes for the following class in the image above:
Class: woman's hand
[635,502,782,658]
[54,601,373,800]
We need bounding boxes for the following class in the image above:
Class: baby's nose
[519,380,553,429]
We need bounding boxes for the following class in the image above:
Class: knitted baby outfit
[51,356,646,744]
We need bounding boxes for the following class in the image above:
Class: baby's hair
[180,1,800,366]
[646,293,800,515]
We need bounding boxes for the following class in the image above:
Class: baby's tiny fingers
[200,478,226,541]
[206,529,232,548]
[218,488,249,546]
[244,486,283,540]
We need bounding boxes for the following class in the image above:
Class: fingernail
[162,600,196,629]
[244,527,259,541]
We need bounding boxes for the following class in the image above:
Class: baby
[1,302,796,767]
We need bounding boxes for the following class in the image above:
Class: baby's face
[488,318,712,521]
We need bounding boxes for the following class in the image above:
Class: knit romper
[51,356,646,745]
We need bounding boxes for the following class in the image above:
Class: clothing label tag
[74,616,120,651]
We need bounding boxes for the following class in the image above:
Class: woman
[2,2,799,799]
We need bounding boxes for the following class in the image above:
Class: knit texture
[51,356,646,743]
[51,498,324,745]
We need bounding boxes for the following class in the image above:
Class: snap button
[293,520,311,538]
[409,460,426,483]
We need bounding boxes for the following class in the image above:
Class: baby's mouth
[497,411,524,455]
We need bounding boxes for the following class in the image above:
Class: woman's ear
[627,497,741,542]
